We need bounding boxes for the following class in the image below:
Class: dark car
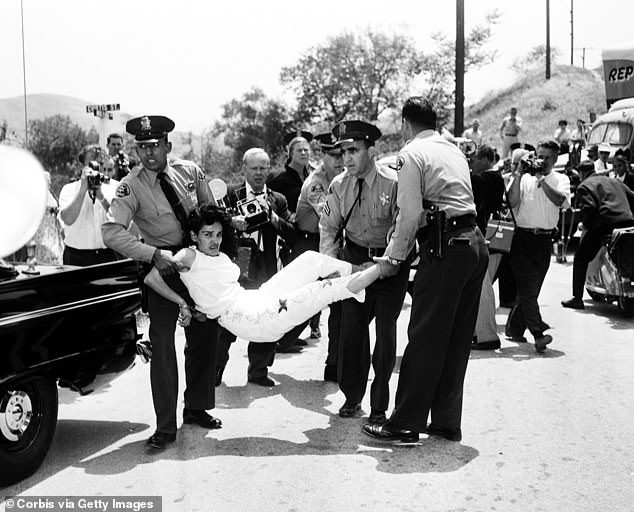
[0,258,142,487]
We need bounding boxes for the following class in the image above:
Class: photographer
[107,133,131,181]
[58,144,120,266]
[505,140,571,352]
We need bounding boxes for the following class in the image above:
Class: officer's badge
[140,116,151,132]
[116,183,131,198]
[395,156,405,171]
[187,181,196,191]
[324,201,331,216]
[339,122,346,136]
[379,192,390,207]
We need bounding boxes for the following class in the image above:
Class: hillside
[464,65,607,151]
[0,93,197,157]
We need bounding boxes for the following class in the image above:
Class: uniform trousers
[147,284,217,434]
[505,230,552,339]
[338,242,409,413]
[390,225,488,432]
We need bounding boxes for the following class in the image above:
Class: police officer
[363,96,488,444]
[320,120,409,425]
[102,115,219,451]
[296,132,344,380]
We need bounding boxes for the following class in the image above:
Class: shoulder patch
[116,183,131,198]
[395,156,405,171]
[311,183,325,194]
[197,169,206,181]
[324,201,331,216]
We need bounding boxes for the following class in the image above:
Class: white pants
[219,251,363,342]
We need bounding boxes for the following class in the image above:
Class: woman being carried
[145,204,386,342]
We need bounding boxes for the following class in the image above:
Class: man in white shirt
[499,107,523,158]
[59,145,120,266]
[505,140,571,352]
[462,119,483,146]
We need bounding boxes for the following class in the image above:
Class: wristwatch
[387,257,402,266]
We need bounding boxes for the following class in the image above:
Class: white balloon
[0,146,48,258]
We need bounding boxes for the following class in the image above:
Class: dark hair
[576,159,595,174]
[402,96,437,130]
[475,144,496,162]
[558,120,567,126]
[107,133,124,144]
[186,203,237,259]
[78,144,103,165]
[615,148,631,161]
[537,140,560,154]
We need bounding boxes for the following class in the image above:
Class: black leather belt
[65,246,114,255]
[345,237,386,258]
[515,227,557,236]
[417,213,477,240]
[298,231,320,241]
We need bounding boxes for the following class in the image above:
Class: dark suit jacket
[226,182,296,280]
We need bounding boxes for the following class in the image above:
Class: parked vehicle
[0,259,142,486]
[585,227,634,317]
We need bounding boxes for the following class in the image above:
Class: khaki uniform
[102,158,216,436]
[319,162,408,415]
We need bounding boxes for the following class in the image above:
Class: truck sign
[602,46,634,108]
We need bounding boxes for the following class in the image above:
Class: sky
[1,0,633,134]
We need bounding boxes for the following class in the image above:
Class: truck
[587,45,634,156]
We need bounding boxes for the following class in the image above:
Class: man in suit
[215,148,297,387]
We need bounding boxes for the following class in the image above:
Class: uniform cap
[314,131,339,150]
[283,130,313,147]
[126,115,175,143]
[332,120,382,146]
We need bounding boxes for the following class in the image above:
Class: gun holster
[426,208,446,260]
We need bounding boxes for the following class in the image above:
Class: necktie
[356,178,364,205]
[157,172,189,237]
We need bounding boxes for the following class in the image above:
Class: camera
[520,154,546,175]
[236,197,269,233]
[86,163,110,189]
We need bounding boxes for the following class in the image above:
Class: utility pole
[570,0,574,66]
[546,0,551,79]
[20,0,28,146]
[454,0,465,137]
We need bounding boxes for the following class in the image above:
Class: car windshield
[588,122,632,145]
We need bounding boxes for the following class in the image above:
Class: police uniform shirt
[385,129,476,261]
[102,159,212,262]
[319,162,398,258]
[59,178,119,250]
[296,163,330,233]
[512,171,571,230]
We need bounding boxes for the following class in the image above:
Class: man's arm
[59,170,90,226]
[319,183,344,258]
[506,172,522,209]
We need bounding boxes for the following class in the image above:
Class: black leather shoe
[534,334,553,353]
[362,423,419,444]
[471,338,501,350]
[368,410,388,425]
[338,402,361,418]
[323,364,338,383]
[248,376,276,387]
[294,338,308,347]
[183,409,222,429]
[425,423,462,442]
[505,332,527,343]
[276,344,302,354]
[145,431,176,450]
[561,297,585,310]
[309,326,321,339]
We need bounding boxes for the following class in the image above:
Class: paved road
[3,256,633,512]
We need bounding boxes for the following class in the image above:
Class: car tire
[0,377,58,487]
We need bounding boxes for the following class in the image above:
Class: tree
[26,115,95,195]
[414,10,500,122]
[213,87,296,167]
[280,30,421,123]
[281,15,500,125]
[510,45,562,75]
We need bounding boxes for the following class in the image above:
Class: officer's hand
[178,305,192,328]
[232,215,247,232]
[373,256,400,279]
[152,249,180,276]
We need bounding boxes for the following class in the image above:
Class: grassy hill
[464,65,607,152]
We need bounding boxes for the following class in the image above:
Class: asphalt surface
[2,255,633,512]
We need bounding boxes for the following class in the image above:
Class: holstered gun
[426,207,446,260]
